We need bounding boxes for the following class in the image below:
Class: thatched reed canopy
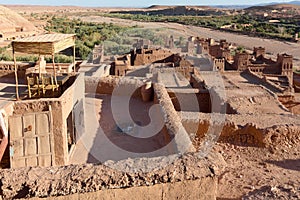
[12,33,76,100]
[12,33,76,55]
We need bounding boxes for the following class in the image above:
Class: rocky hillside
[0,5,36,33]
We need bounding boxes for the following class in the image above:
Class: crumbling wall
[190,73,204,89]
[243,70,288,93]
[0,153,222,199]
[40,179,214,200]
[0,61,34,78]
[180,112,300,148]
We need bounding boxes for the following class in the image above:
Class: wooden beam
[52,54,58,90]
[73,45,76,72]
[13,51,19,100]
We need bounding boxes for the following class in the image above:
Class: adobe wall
[285,102,300,114]
[244,70,290,93]
[0,153,222,199]
[209,45,222,58]
[85,76,143,99]
[167,91,211,113]
[180,112,300,149]
[133,49,173,66]
[190,73,204,89]
[153,84,195,153]
[293,72,300,92]
[0,61,34,78]
[10,73,85,166]
[39,179,214,200]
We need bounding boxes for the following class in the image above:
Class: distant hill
[245,3,300,11]
[214,1,300,9]
[289,1,300,5]
[0,5,36,38]
[111,5,228,16]
[262,1,300,6]
[146,5,214,10]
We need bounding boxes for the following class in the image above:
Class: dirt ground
[214,141,300,199]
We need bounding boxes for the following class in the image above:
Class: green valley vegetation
[103,13,299,41]
[46,17,171,57]
[45,16,129,59]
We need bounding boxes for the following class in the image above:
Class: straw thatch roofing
[12,33,76,55]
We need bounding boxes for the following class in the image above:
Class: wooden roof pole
[52,54,58,89]
[73,45,76,72]
[13,50,19,100]
[38,43,41,79]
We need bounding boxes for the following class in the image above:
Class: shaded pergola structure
[12,33,76,100]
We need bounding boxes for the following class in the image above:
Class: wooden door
[9,111,54,168]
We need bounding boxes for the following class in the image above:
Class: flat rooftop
[200,71,289,115]
[157,71,190,88]
[0,76,26,107]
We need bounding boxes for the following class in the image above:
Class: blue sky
[0,0,291,7]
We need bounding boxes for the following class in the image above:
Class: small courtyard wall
[85,76,143,99]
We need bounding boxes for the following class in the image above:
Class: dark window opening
[67,111,76,152]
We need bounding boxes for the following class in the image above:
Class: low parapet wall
[0,61,34,78]
[85,76,143,99]
[0,153,223,199]
[180,112,300,148]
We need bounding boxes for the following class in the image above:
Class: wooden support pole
[13,51,19,100]
[73,45,76,72]
[52,54,58,90]
[38,53,41,79]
